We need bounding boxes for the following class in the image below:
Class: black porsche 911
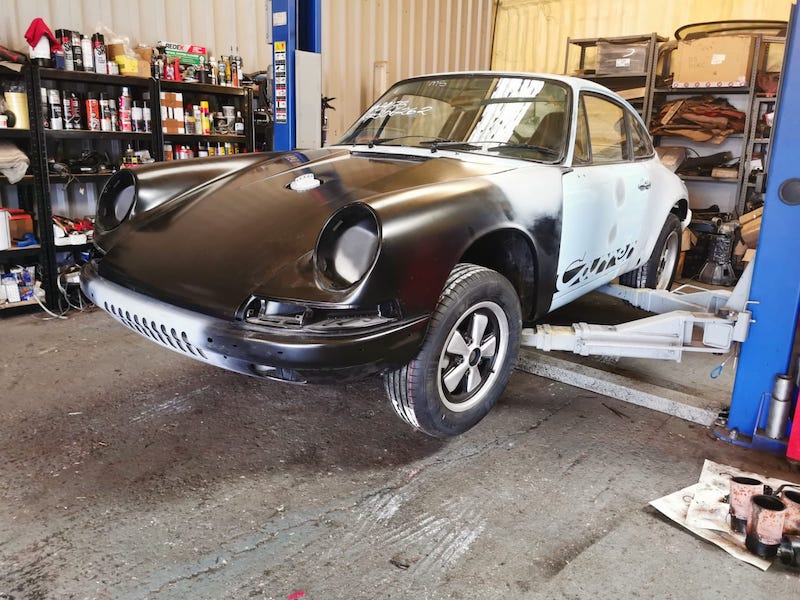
[81,72,689,437]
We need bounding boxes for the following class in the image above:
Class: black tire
[620,214,681,289]
[384,263,522,438]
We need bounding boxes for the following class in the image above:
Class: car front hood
[99,148,513,317]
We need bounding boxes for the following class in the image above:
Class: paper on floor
[650,459,800,570]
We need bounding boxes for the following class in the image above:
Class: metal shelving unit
[648,35,785,215]
[564,33,666,119]
[0,64,57,312]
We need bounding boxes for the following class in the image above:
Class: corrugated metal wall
[493,0,794,74]
[1,0,272,73]
[322,0,496,140]
[1,0,495,145]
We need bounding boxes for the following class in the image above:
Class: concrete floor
[1,307,798,599]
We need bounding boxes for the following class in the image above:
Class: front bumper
[80,260,429,383]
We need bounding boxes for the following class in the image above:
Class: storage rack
[647,34,785,215]
[1,63,256,315]
[0,64,57,312]
[564,33,666,120]
[737,36,785,211]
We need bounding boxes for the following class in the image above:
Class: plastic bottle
[234,110,245,135]
[119,87,132,132]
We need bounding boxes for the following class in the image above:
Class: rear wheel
[620,214,681,289]
[384,264,522,438]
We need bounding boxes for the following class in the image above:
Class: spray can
[92,33,107,74]
[48,89,63,130]
[208,57,217,85]
[40,88,50,129]
[200,101,211,135]
[109,98,119,131]
[142,101,151,132]
[85,92,100,131]
[62,93,73,129]
[69,92,82,129]
[235,47,243,86]
[131,101,144,132]
[99,93,111,131]
[217,56,227,85]
[119,87,132,132]
[70,31,84,71]
[81,35,94,72]
[56,30,74,71]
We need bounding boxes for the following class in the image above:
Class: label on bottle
[93,41,108,75]
[48,89,63,130]
[81,37,94,71]
[62,97,72,129]
[86,99,100,131]
[100,98,111,131]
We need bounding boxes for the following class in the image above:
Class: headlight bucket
[96,169,137,232]
[315,203,381,289]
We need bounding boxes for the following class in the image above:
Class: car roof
[400,70,617,95]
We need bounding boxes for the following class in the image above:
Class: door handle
[638,180,651,190]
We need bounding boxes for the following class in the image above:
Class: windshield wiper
[486,143,561,157]
[367,135,440,148]
[426,141,482,152]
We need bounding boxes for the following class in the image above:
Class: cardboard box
[0,208,33,241]
[107,43,126,60]
[681,228,697,252]
[596,41,649,75]
[740,214,761,248]
[738,206,763,226]
[160,92,185,134]
[672,35,754,88]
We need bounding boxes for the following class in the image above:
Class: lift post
[271,0,322,151]
[727,4,800,439]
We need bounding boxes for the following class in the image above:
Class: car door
[551,92,651,309]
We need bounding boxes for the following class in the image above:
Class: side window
[583,94,629,164]
[573,97,590,165]
[628,111,654,159]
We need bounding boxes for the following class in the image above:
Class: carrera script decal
[558,242,637,290]
[360,100,434,121]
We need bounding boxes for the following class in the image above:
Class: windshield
[337,74,571,163]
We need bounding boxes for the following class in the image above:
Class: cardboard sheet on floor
[650,459,800,570]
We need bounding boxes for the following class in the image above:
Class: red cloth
[24,18,61,51]
[788,391,800,461]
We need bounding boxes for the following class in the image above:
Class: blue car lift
[722,4,800,452]
[271,0,321,151]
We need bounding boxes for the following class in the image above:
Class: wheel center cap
[468,348,481,366]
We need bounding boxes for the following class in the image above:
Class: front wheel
[384,264,522,438]
[620,214,682,289]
